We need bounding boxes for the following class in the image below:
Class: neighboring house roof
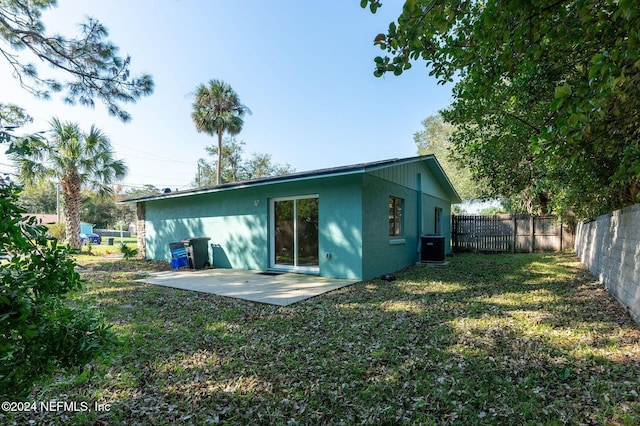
[20,214,96,228]
[21,213,60,224]
[120,155,462,204]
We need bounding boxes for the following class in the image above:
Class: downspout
[416,173,423,259]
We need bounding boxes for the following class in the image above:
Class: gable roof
[120,155,462,204]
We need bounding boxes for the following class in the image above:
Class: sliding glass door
[271,196,319,272]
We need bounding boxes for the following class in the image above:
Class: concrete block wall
[575,203,640,323]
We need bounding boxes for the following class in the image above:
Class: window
[389,196,403,237]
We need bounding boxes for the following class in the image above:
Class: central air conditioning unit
[421,235,446,262]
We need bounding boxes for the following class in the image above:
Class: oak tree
[414,113,484,202]
[196,137,294,186]
[363,0,639,217]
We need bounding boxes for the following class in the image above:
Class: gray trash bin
[169,242,184,251]
[181,237,211,269]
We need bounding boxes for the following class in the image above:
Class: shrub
[46,221,66,240]
[119,243,138,259]
[0,182,116,398]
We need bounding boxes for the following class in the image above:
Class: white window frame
[269,194,319,273]
[389,196,404,239]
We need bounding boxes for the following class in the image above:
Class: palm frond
[191,79,249,136]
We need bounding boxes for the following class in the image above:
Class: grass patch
[80,244,137,257]
[3,253,639,425]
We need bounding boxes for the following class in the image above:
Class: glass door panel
[271,196,319,271]
[296,198,319,267]
[274,200,294,265]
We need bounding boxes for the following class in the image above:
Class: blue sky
[1,0,453,191]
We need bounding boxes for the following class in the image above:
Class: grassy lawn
[78,237,138,257]
[3,253,639,425]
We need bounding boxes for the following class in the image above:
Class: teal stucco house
[124,155,461,281]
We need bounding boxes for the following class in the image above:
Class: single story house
[80,222,95,235]
[121,155,461,281]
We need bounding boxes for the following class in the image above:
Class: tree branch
[0,3,153,121]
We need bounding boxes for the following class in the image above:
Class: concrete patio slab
[136,269,359,306]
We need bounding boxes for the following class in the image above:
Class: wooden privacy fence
[452,214,575,253]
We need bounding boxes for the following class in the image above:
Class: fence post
[511,215,516,253]
[452,215,457,251]
[530,215,535,253]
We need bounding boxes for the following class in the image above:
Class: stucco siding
[360,163,456,280]
[316,176,363,280]
[262,175,364,280]
[144,175,365,280]
[369,161,451,201]
[361,174,420,280]
[136,156,457,282]
[145,186,269,270]
[421,194,454,254]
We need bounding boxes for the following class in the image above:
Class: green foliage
[1,0,146,401]
[479,205,508,216]
[196,137,295,185]
[414,113,484,202]
[6,253,639,424]
[10,118,127,249]
[81,190,118,229]
[122,184,162,198]
[115,185,162,226]
[0,103,32,129]
[84,239,94,255]
[363,0,640,218]
[0,183,116,398]
[119,243,138,260]
[0,105,40,150]
[0,1,153,122]
[17,180,58,214]
[191,79,251,185]
[46,221,66,240]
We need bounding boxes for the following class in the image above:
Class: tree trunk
[216,127,223,185]
[538,192,549,215]
[62,173,83,249]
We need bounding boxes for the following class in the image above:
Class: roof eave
[118,167,367,204]
[118,155,463,205]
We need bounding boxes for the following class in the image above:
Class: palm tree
[191,79,250,185]
[12,117,126,249]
